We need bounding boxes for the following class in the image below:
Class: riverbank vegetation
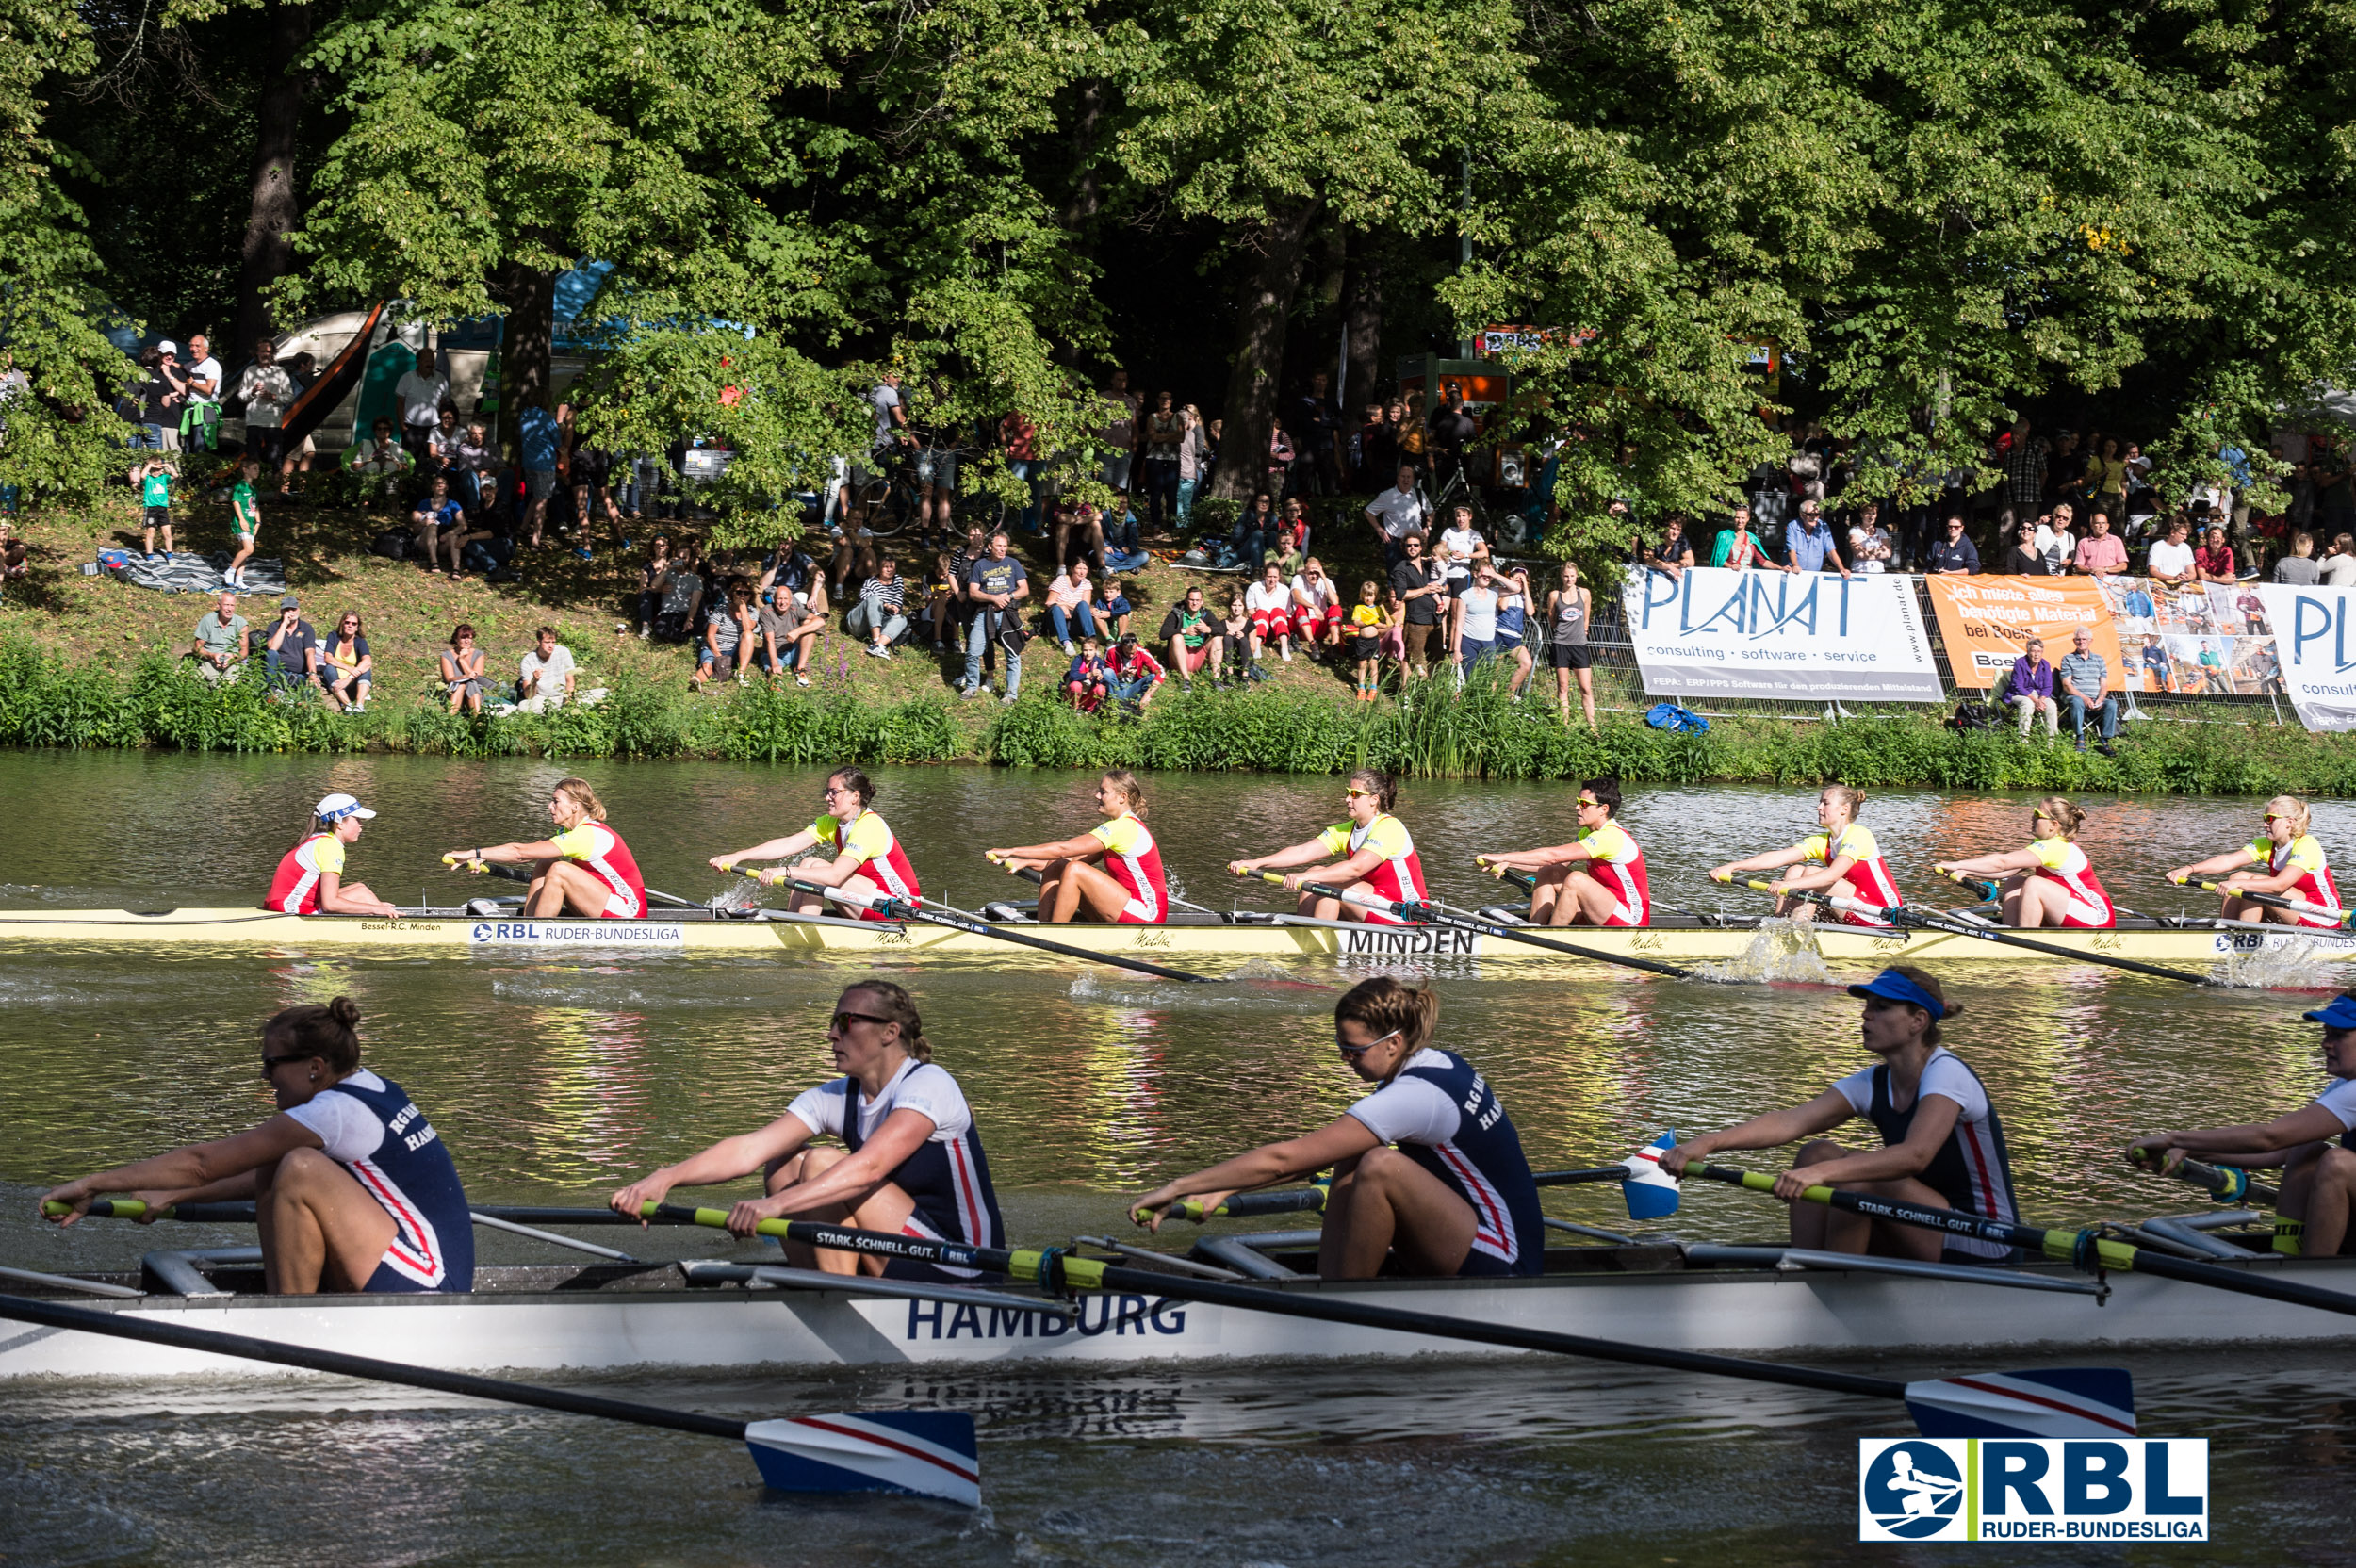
[2,633,2346,798]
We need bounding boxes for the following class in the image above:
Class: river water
[1,750,2352,1565]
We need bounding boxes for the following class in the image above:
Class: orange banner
[1924,576,2126,693]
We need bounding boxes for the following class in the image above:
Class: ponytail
[2034,795,2086,841]
[553,776,609,822]
[1346,767,1399,815]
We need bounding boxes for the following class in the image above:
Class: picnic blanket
[114,551,290,597]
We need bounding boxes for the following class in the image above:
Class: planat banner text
[1621,567,1942,703]
[2255,584,2356,730]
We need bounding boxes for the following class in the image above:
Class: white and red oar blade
[1904,1369,2136,1439]
[743,1411,980,1507]
[1620,1131,1681,1220]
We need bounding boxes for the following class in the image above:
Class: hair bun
[327,996,361,1028]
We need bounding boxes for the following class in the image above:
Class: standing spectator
[1266,417,1295,498]
[2322,534,2356,588]
[277,351,320,497]
[848,554,910,657]
[394,346,451,469]
[134,454,174,560]
[756,585,823,685]
[692,583,758,690]
[2003,419,2044,523]
[2194,525,2239,583]
[1428,388,1478,490]
[1394,396,1425,481]
[188,592,248,685]
[2273,531,2321,584]
[223,455,262,589]
[1546,561,1595,729]
[1159,583,1225,692]
[1099,368,1140,516]
[262,596,321,696]
[1289,557,1344,656]
[1714,507,1771,569]
[1296,371,1341,495]
[633,535,671,636]
[127,345,175,454]
[1639,514,1699,580]
[1141,392,1185,531]
[1388,531,1448,679]
[1048,494,1109,582]
[2056,626,2119,755]
[2002,637,2058,739]
[234,338,296,477]
[440,623,488,715]
[2146,518,2196,588]
[1364,464,1428,564]
[2073,513,2129,578]
[175,333,223,453]
[1439,504,1488,580]
[319,612,373,711]
[927,522,985,650]
[2035,503,2077,574]
[516,626,578,711]
[1848,503,1893,573]
[1357,401,1398,491]
[518,398,562,549]
[1345,578,1386,699]
[1450,558,1502,680]
[960,528,1030,704]
[1783,499,1850,578]
[568,434,623,561]
[998,407,1042,533]
[1924,514,1980,575]
[1103,633,1165,709]
[1175,403,1208,526]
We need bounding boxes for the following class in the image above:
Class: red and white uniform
[813,810,920,921]
[2027,836,2114,928]
[549,821,647,919]
[1090,812,1168,923]
[1289,572,1343,640]
[1317,813,1427,924]
[267,832,346,914]
[1799,823,1903,927]
[1575,821,1649,926]
[1244,580,1293,641]
[2248,833,2343,929]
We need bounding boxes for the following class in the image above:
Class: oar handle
[2121,1147,2282,1205]
[1934,866,2000,901]
[1476,858,1537,892]
[2173,874,2348,925]
[43,1198,156,1219]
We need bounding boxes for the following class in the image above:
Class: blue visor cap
[1847,968,1947,1019]
[2302,995,2356,1030]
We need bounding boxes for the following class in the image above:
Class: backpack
[1644,701,1709,733]
[370,528,412,561]
[1951,699,2002,732]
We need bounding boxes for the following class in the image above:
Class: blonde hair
[1101,769,1147,819]
[841,980,932,1064]
[2266,796,2312,840]
[1333,976,1439,1068]
[553,776,609,822]
[2033,795,2086,840]
[1822,784,1867,820]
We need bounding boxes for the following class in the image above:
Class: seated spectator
[756,585,822,687]
[848,553,910,657]
[426,407,464,479]
[409,474,486,579]
[343,417,413,498]
[1065,634,1111,712]
[440,623,488,714]
[1231,490,1279,569]
[1159,583,1226,692]
[2194,525,2238,583]
[188,592,248,686]
[1043,559,1100,653]
[693,583,759,690]
[1364,464,1428,565]
[2274,531,2321,584]
[1289,557,1344,656]
[760,543,819,607]
[261,595,321,696]
[926,523,986,651]
[652,541,705,642]
[2146,519,2196,587]
[516,626,578,712]
[1244,561,1296,663]
[319,612,372,712]
[2324,533,2356,588]
[2002,516,2046,576]
[1104,632,1165,710]
[2073,513,2129,577]
[1100,575,1135,640]
[0,518,25,596]
[450,420,498,514]
[1051,495,1108,580]
[1221,589,1259,680]
[1924,514,1980,575]
[2002,637,2057,739]
[1271,496,1313,572]
[2056,626,2119,756]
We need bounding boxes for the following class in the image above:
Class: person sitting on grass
[188,590,248,686]
[1100,575,1134,640]
[262,596,323,698]
[1244,560,1296,664]
[1045,558,1100,654]
[1159,583,1224,693]
[692,581,759,691]
[516,626,577,713]
[409,473,484,579]
[439,623,488,715]
[1066,633,1111,712]
[755,584,822,688]
[223,454,263,589]
[319,611,373,712]
[343,416,412,498]
[1104,632,1165,710]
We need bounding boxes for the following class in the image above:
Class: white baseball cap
[316,792,377,823]
[156,340,177,355]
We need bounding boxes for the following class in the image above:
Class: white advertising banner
[1620,567,1944,703]
[2255,583,2356,730]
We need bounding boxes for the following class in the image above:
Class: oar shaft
[0,1292,746,1440]
[451,855,699,911]
[1173,1166,1626,1222]
[787,878,1211,984]
[2177,875,2347,925]
[1004,859,1220,919]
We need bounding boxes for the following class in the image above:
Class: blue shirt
[520,406,560,471]
[1784,519,1840,573]
[1927,534,1980,575]
[2056,650,2109,700]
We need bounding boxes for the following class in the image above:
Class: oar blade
[1903,1369,2136,1440]
[1620,1132,1681,1220]
[743,1411,980,1508]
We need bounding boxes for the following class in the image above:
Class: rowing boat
[1,901,2350,966]
[8,1229,2352,1381]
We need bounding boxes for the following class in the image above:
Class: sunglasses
[260,1053,311,1078]
[1338,1027,1402,1059]
[1346,787,1374,799]
[831,1010,894,1033]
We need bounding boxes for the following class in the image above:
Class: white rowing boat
[8,1233,2352,1382]
[0,902,2348,966]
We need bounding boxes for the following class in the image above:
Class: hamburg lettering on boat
[901,1295,1187,1341]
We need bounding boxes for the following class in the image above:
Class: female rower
[40,998,472,1294]
[609,982,1005,1281]
[1661,968,2019,1263]
[443,775,647,919]
[1933,794,2113,928]
[984,768,1168,923]
[267,792,401,918]
[1228,767,1426,923]
[2167,795,2344,928]
[1132,977,1542,1280]
[710,766,919,920]
[2127,992,2356,1257]
[1476,776,1647,927]
[1707,783,1903,926]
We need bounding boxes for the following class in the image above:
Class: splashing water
[2213,930,2356,990]
[1692,917,1833,985]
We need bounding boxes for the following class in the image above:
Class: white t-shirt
[1832,1048,1991,1125]
[1366,486,1427,541]
[2323,554,2356,589]
[2308,1076,2356,1131]
[1441,525,1484,565]
[395,370,451,431]
[1345,1049,1463,1147]
[1456,584,1499,642]
[184,355,224,406]
[869,384,901,450]
[285,1068,392,1161]
[1244,580,1291,614]
[789,1058,974,1149]
[2147,538,2194,578]
[236,364,296,429]
[1290,573,1339,612]
[521,643,577,691]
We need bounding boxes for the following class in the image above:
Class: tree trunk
[1344,233,1384,411]
[489,259,556,447]
[230,3,314,361]
[1063,81,1104,229]
[1209,201,1319,502]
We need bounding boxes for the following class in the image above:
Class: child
[1349,579,1386,700]
[224,455,262,588]
[1101,576,1134,640]
[136,456,174,560]
[1066,634,1111,713]
[1379,585,1407,664]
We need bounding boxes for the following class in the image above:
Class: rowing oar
[2170,874,2352,930]
[992,858,1224,920]
[636,1202,2124,1438]
[44,1200,645,1263]
[1479,858,1705,921]
[1235,869,1696,981]
[0,1292,980,1504]
[1686,1163,2356,1324]
[2122,1149,2283,1206]
[443,854,707,913]
[1162,1163,1643,1222]
[1718,874,2216,987]
[758,872,1214,984]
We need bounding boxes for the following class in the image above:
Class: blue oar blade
[1903,1369,2136,1439]
[1620,1132,1681,1220]
[743,1411,980,1507]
